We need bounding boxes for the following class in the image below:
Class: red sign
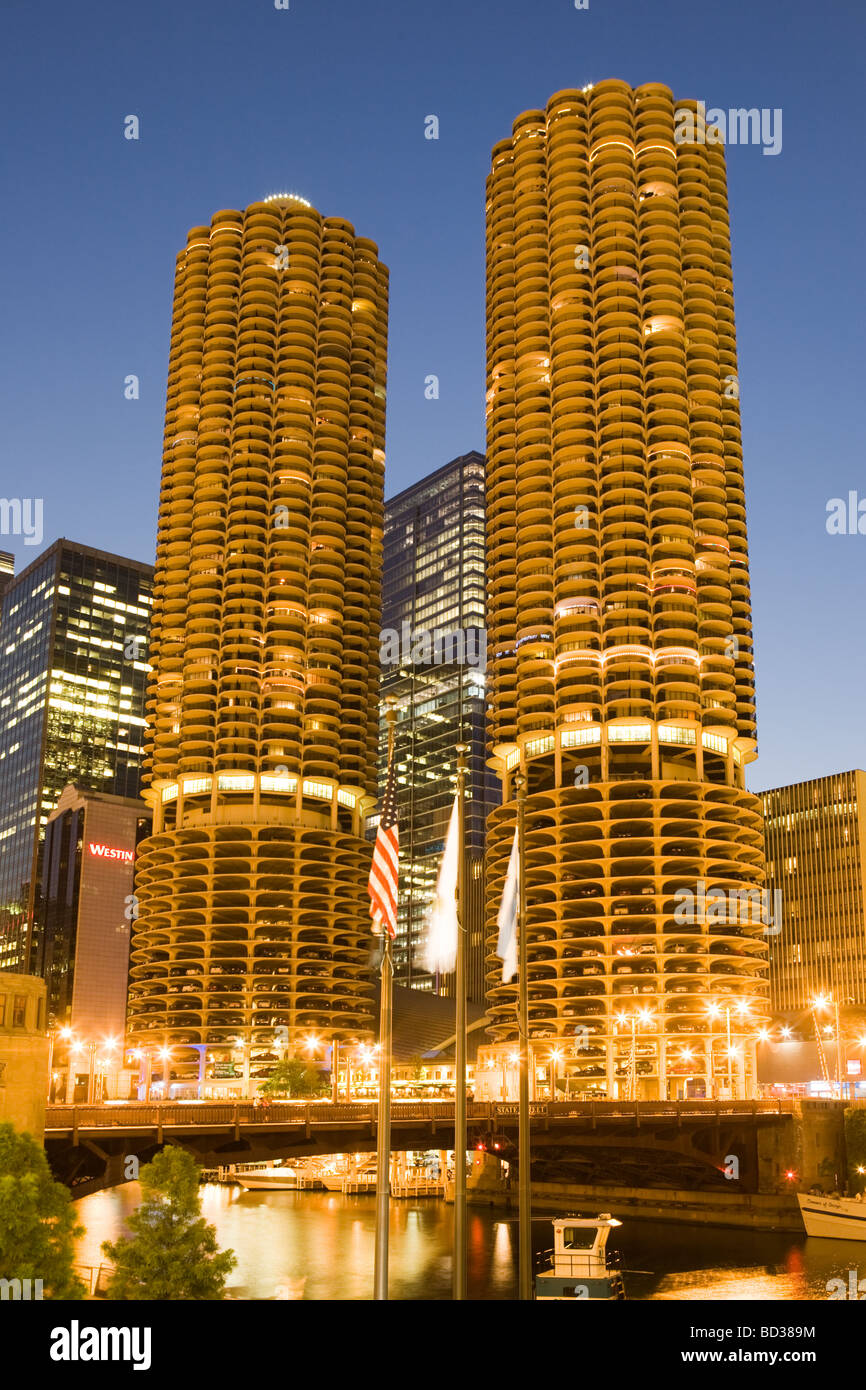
[88,842,135,864]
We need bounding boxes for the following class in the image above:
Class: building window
[12,995,26,1027]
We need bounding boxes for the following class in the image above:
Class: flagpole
[373,704,397,1301]
[514,768,532,1301]
[453,741,469,1301]
[373,930,393,1300]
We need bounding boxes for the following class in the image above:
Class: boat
[535,1214,627,1300]
[797,1192,866,1240]
[235,1167,302,1191]
[322,1172,377,1193]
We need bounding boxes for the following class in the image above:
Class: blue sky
[1,0,863,790]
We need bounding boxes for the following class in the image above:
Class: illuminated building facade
[762,770,866,1013]
[378,452,499,1001]
[128,196,388,1089]
[0,974,48,1139]
[484,81,769,1099]
[0,541,152,973]
[38,786,151,1059]
[0,552,13,609]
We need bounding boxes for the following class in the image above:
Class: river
[73,1184,863,1300]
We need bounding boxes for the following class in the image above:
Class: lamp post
[618,1009,652,1100]
[158,1045,173,1098]
[811,993,836,1096]
[724,1006,733,1095]
[97,1037,118,1101]
[550,1048,562,1103]
[81,1042,97,1104]
[453,740,469,1303]
[514,768,532,1303]
[47,1026,74,1101]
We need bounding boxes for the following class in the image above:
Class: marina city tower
[484,82,769,1100]
[127,196,388,1092]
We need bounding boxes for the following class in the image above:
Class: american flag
[368,748,399,938]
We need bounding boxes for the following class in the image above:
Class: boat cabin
[535,1214,625,1300]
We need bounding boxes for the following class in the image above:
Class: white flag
[423,795,460,975]
[496,826,519,982]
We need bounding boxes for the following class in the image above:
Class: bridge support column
[704,1038,714,1100]
[658,1037,667,1100]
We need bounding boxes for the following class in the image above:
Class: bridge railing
[44,1096,792,1131]
[491,1099,792,1119]
[44,1101,462,1129]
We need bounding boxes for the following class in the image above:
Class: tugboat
[535,1214,626,1300]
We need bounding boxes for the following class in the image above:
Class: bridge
[43,1097,816,1199]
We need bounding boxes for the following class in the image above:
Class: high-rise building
[38,785,152,1052]
[128,195,389,1090]
[762,770,866,1013]
[0,552,14,609]
[378,452,499,1001]
[484,81,768,1100]
[0,540,153,973]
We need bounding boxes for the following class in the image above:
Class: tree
[102,1147,235,1300]
[260,1057,329,1098]
[0,1122,86,1298]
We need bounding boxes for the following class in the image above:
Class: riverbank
[470,1181,802,1231]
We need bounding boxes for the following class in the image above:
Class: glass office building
[762,770,866,1012]
[0,553,13,609]
[0,540,153,972]
[378,451,499,1001]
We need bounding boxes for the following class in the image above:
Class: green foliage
[845,1107,866,1194]
[102,1147,235,1300]
[260,1058,329,1097]
[0,1122,86,1299]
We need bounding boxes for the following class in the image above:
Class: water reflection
[74,1185,860,1301]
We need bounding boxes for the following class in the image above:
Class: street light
[157,1045,173,1099]
[47,1025,76,1100]
[706,999,751,1098]
[811,993,842,1097]
[549,1048,563,1102]
[616,1009,653,1100]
